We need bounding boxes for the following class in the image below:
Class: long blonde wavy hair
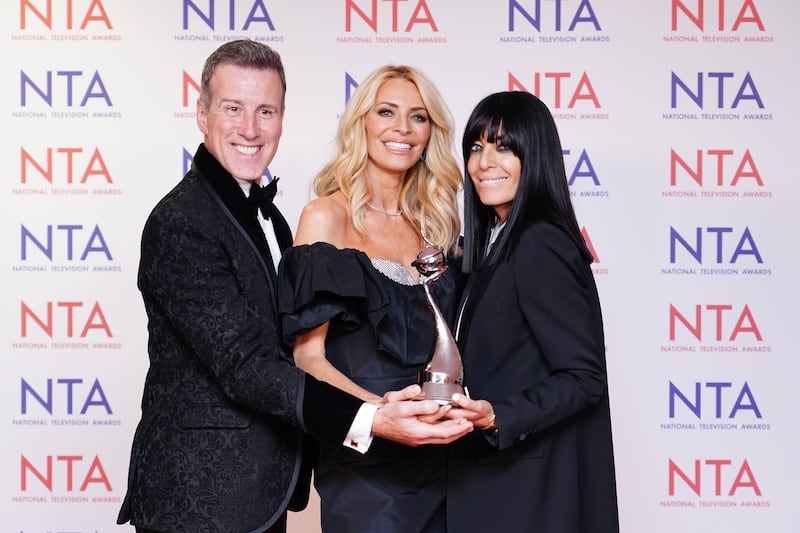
[313,65,462,253]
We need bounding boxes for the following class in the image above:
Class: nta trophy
[412,245,465,404]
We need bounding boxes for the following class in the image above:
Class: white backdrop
[3,1,798,532]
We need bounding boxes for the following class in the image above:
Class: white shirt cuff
[343,402,378,454]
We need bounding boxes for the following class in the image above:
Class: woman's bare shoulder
[294,192,350,246]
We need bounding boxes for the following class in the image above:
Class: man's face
[196,63,284,182]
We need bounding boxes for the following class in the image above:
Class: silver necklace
[366,201,402,216]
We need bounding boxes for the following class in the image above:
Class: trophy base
[419,380,464,405]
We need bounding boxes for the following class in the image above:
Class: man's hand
[372,385,473,446]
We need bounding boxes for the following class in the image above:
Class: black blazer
[447,222,619,533]
[117,144,362,533]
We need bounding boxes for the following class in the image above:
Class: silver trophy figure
[412,245,465,404]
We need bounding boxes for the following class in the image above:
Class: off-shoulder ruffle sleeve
[278,242,448,369]
[278,242,390,338]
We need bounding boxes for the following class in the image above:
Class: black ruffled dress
[278,242,461,533]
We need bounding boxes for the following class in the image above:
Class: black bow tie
[248,177,279,219]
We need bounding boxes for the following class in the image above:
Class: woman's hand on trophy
[382,384,454,423]
[446,394,497,433]
[382,384,424,403]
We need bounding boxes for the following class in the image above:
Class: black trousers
[135,514,287,533]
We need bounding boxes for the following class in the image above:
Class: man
[117,40,470,533]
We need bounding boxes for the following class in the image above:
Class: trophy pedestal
[419,371,464,405]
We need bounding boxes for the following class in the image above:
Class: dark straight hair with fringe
[460,91,593,273]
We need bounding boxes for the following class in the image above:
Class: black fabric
[447,222,618,533]
[279,242,461,390]
[265,512,287,533]
[249,177,279,219]
[117,144,361,533]
[278,242,462,532]
[247,180,278,271]
[193,145,291,272]
[193,143,269,262]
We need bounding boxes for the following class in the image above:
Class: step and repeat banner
[2,1,798,532]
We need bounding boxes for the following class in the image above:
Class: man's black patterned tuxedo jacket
[117,144,362,533]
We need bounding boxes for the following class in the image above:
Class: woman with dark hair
[445,91,619,532]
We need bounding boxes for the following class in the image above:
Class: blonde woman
[278,65,462,532]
